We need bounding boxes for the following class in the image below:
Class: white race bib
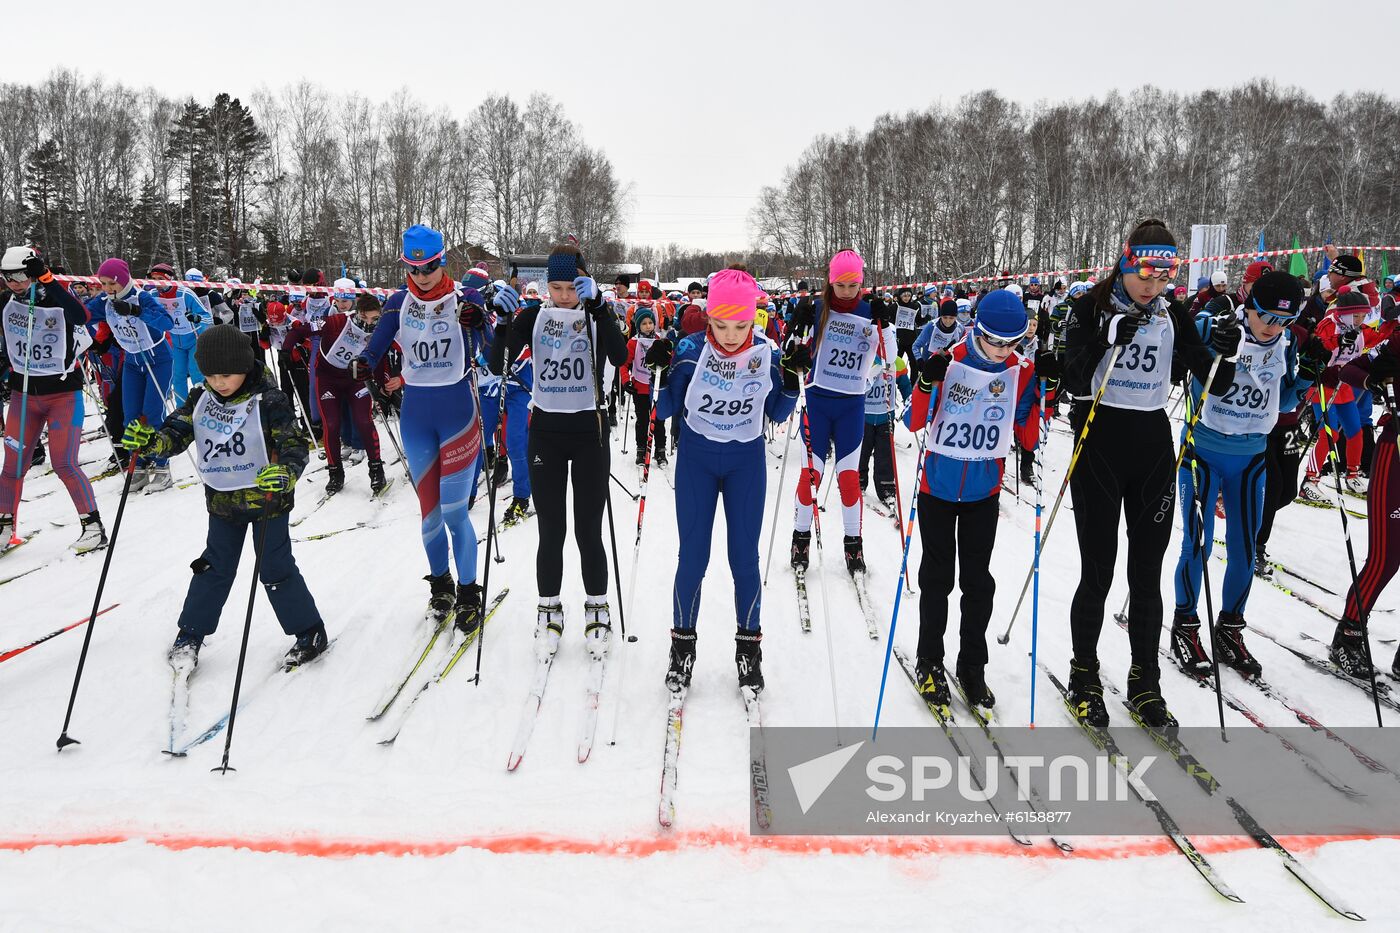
[3,299,70,378]
[399,291,467,387]
[1200,331,1287,436]
[1092,305,1174,411]
[192,390,269,491]
[927,359,1019,461]
[304,297,332,326]
[531,306,597,413]
[864,362,895,417]
[632,335,657,387]
[924,322,965,355]
[107,299,161,354]
[810,311,881,394]
[237,300,260,333]
[322,316,371,370]
[161,292,195,337]
[895,304,918,330]
[683,338,772,443]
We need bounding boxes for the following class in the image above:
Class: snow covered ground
[3,392,1398,930]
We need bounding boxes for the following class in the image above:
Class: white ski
[658,686,688,828]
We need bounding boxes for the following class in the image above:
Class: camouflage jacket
[148,365,312,519]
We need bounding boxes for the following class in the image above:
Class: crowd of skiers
[5,220,1400,730]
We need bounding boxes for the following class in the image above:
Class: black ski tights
[1068,403,1176,669]
[528,428,610,597]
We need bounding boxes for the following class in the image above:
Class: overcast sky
[5,0,1392,251]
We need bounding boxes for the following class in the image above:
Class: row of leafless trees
[0,70,627,283]
[750,83,1400,284]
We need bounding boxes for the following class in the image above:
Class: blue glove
[492,284,520,316]
[573,276,599,305]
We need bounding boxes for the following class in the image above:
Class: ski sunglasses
[404,258,443,276]
[1119,243,1180,280]
[1,270,30,284]
[975,322,1028,348]
[1251,296,1299,327]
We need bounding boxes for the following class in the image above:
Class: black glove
[790,296,815,335]
[112,298,140,317]
[917,352,950,387]
[22,254,48,280]
[780,340,811,374]
[643,338,673,369]
[1297,336,1329,381]
[348,357,371,382]
[1321,365,1341,390]
[1210,311,1242,356]
[1098,311,1144,348]
[459,303,485,330]
[781,361,801,392]
[1365,350,1400,392]
[623,381,637,398]
[1384,303,1400,323]
[869,296,894,326]
[1339,329,1359,352]
[185,311,202,325]
[1033,350,1061,381]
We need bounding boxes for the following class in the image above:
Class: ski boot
[956,662,996,711]
[607,405,618,428]
[168,629,203,669]
[368,460,388,496]
[790,530,811,570]
[1253,544,1273,580]
[71,512,108,554]
[1330,621,1373,678]
[635,449,646,466]
[736,631,763,694]
[454,582,483,637]
[535,601,564,661]
[126,465,151,494]
[424,571,456,624]
[1018,459,1036,490]
[914,658,950,707]
[1126,664,1178,729]
[1297,477,1328,504]
[325,466,346,496]
[666,630,696,692]
[1066,658,1109,727]
[0,513,12,547]
[1168,611,1212,678]
[31,441,46,467]
[491,452,510,489]
[1344,472,1368,497]
[284,623,329,670]
[1214,612,1262,678]
[504,497,531,524]
[584,599,612,661]
[843,535,865,573]
[654,446,668,466]
[143,465,173,494]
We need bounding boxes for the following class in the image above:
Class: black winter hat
[1334,291,1371,313]
[195,325,255,376]
[1330,254,1364,278]
[1249,271,1305,316]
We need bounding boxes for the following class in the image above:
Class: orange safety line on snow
[0,830,1389,861]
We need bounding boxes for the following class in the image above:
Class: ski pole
[609,471,639,501]
[877,328,912,593]
[1179,363,1229,738]
[761,410,798,587]
[213,517,271,773]
[56,455,141,750]
[1029,377,1049,725]
[473,427,503,684]
[997,344,1123,645]
[1317,378,1384,726]
[798,380,842,741]
[607,367,660,747]
[620,382,632,454]
[7,284,36,546]
[871,385,937,739]
[78,359,123,468]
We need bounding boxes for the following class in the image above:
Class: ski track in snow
[3,403,1400,928]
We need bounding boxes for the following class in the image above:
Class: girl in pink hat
[782,250,898,574]
[643,268,800,694]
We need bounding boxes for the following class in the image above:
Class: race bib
[927,359,1019,461]
[1092,305,1173,411]
[161,292,195,337]
[3,300,70,378]
[107,299,161,354]
[192,390,269,491]
[1200,332,1287,436]
[864,362,895,417]
[399,291,467,387]
[322,316,371,370]
[683,338,772,443]
[237,301,260,333]
[810,311,880,395]
[895,304,918,330]
[532,306,597,413]
[633,335,657,387]
[304,297,332,326]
